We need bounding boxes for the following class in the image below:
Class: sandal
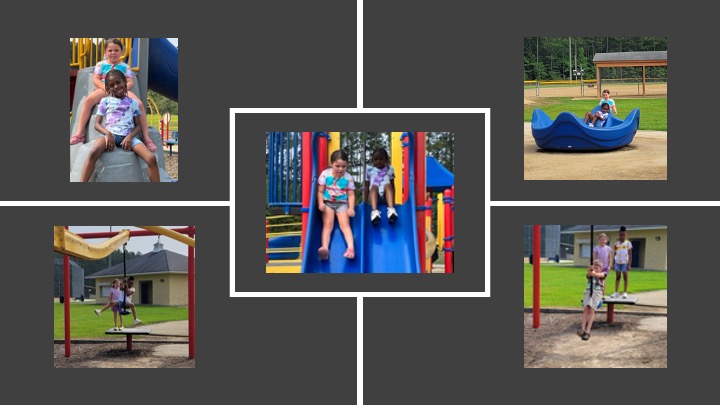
[577,329,584,337]
[343,247,355,260]
[69,133,85,145]
[318,247,329,261]
[582,332,590,341]
[145,140,157,152]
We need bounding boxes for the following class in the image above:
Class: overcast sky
[66,226,192,255]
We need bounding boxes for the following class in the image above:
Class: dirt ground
[164,151,178,180]
[524,124,667,180]
[54,341,194,368]
[524,312,667,368]
[524,82,667,100]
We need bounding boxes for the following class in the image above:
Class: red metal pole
[533,224,541,328]
[443,189,453,273]
[301,132,312,254]
[607,303,615,324]
[188,226,195,359]
[266,219,269,263]
[64,225,71,357]
[425,196,432,273]
[447,187,455,273]
[415,132,426,271]
[403,136,409,204]
[318,132,328,176]
[127,334,133,351]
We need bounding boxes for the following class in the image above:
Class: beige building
[562,225,667,270]
[86,241,190,306]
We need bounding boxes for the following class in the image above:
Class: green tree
[148,90,178,115]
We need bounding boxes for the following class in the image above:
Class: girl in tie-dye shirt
[363,148,397,225]
[79,70,159,182]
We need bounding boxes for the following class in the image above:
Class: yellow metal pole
[426,207,432,272]
[391,132,403,205]
[437,192,444,253]
[136,226,196,247]
[327,132,341,163]
[147,95,161,129]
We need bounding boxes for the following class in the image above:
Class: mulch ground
[524,311,667,368]
[54,341,194,368]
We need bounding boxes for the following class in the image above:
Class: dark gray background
[240,112,483,292]
[2,0,709,402]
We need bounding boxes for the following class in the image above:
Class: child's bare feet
[318,247,329,260]
[343,247,355,259]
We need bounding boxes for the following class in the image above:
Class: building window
[580,243,591,258]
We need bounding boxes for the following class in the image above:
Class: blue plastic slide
[147,38,178,101]
[301,202,421,273]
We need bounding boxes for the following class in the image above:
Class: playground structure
[69,38,179,182]
[54,226,195,358]
[531,105,640,150]
[266,132,454,273]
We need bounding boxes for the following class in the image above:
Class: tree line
[524,37,667,81]
[54,249,142,277]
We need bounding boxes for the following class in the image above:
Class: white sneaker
[370,210,381,225]
[387,207,398,223]
[622,292,628,299]
[610,292,618,298]
[134,319,142,325]
[94,309,101,317]
[589,123,594,127]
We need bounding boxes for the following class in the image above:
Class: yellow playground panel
[266,215,302,273]
[54,226,130,260]
[54,226,195,260]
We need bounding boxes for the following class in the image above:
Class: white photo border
[230,108,490,298]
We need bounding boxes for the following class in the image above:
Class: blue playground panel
[268,235,301,260]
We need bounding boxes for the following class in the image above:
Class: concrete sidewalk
[625,289,667,308]
[146,320,189,358]
[148,320,188,337]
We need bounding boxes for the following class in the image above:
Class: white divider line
[490,201,720,207]
[357,0,363,108]
[357,296,363,405]
[0,201,230,207]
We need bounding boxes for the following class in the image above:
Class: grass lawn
[524,97,667,131]
[54,303,188,339]
[147,113,179,132]
[523,263,667,308]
